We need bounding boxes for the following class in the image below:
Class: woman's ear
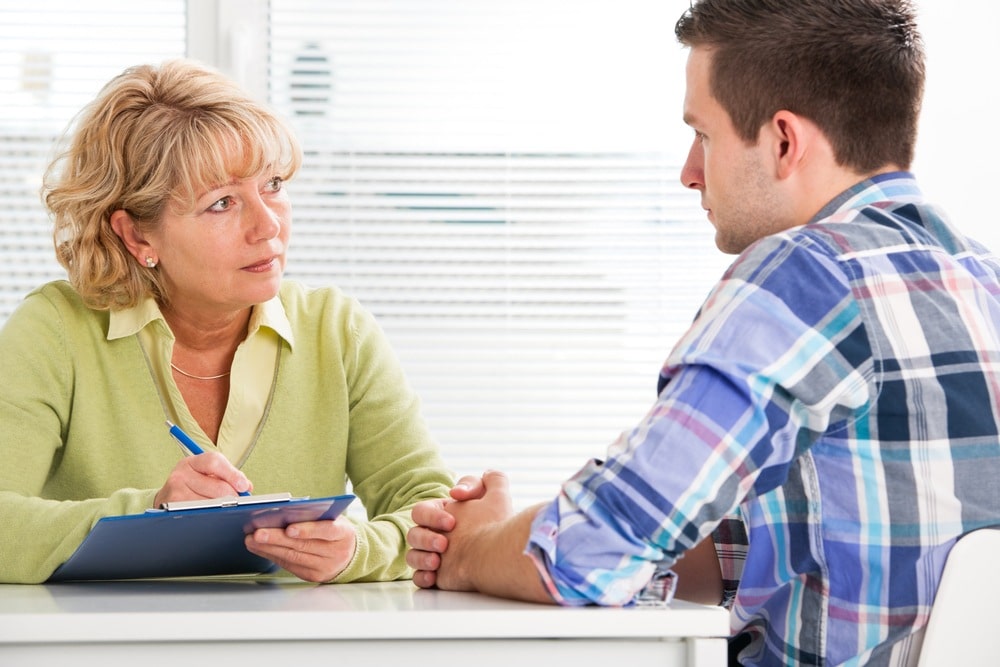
[110,210,155,266]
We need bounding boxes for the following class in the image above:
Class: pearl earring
[145,257,157,268]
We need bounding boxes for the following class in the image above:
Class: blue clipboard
[48,492,355,582]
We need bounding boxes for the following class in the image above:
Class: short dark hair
[675,0,924,172]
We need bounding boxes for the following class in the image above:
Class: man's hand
[406,471,497,588]
[406,473,488,588]
[407,471,553,603]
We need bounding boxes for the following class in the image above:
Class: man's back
[698,172,1000,665]
[405,4,1000,666]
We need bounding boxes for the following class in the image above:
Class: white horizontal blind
[269,0,732,507]
[0,1,733,511]
[0,1,186,318]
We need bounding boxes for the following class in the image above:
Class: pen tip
[165,420,175,428]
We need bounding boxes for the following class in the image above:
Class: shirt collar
[251,295,295,348]
[107,295,295,349]
[810,171,923,224]
[107,297,165,341]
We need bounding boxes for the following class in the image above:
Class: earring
[145,257,157,268]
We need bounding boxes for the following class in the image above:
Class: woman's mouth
[243,257,278,273]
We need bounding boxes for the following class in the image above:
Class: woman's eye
[265,176,283,193]
[208,196,233,212]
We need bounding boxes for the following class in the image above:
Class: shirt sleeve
[524,234,873,606]
[333,298,454,582]
[0,287,159,583]
[713,512,748,609]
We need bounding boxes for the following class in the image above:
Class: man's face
[680,47,784,255]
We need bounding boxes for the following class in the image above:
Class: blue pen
[165,420,251,496]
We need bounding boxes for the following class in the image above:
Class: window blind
[0,1,732,510]
[0,1,991,515]
[268,0,732,507]
[0,1,186,316]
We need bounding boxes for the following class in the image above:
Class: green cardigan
[0,280,453,583]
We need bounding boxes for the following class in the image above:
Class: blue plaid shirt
[526,173,1000,666]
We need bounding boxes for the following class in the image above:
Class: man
[406,1,1000,665]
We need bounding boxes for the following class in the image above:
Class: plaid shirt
[526,173,1000,666]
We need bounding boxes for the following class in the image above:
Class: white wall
[913,0,1000,249]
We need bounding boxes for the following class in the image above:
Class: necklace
[170,362,231,381]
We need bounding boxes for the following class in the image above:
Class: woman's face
[149,170,291,319]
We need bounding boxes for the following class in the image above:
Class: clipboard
[48,492,355,582]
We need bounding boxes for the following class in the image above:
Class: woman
[0,59,453,584]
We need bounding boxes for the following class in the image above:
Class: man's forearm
[462,504,554,604]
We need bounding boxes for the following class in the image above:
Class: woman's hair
[675,0,924,172]
[42,58,303,310]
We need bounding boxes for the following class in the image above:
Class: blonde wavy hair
[42,58,303,310]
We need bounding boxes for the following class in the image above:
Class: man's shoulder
[730,207,944,282]
[726,226,845,285]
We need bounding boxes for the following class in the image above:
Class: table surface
[0,577,730,644]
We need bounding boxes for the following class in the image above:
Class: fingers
[449,474,486,501]
[411,498,456,532]
[480,469,510,494]
[408,471,509,551]
[406,521,448,582]
[406,471,512,587]
[154,452,253,507]
[405,544,442,572]
[449,470,507,500]
[253,517,354,548]
[186,452,252,495]
[407,525,448,554]
[412,569,438,589]
[406,536,443,589]
[247,518,356,583]
[246,532,326,582]
[283,516,353,541]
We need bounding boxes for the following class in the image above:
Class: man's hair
[42,59,303,310]
[675,0,924,172]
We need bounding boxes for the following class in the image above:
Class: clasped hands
[405,470,516,591]
[153,451,356,583]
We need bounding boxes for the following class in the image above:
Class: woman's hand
[245,516,357,583]
[152,451,253,508]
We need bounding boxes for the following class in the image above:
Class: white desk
[0,578,730,666]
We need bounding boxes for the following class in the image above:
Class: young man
[406,1,1000,665]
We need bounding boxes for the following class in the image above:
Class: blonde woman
[0,59,452,584]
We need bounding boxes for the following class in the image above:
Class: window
[0,0,729,508]
[266,0,731,505]
[0,1,186,316]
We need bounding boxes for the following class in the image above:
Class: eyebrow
[197,178,241,200]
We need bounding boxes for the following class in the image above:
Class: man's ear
[766,110,810,180]
[109,209,153,264]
